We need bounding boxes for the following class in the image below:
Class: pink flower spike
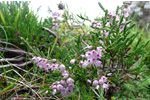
[70,59,76,64]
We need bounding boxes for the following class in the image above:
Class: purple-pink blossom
[67,78,74,84]
[92,80,99,86]
[87,79,91,84]
[59,64,65,72]
[70,59,76,64]
[99,40,104,45]
[101,76,107,82]
[102,84,108,89]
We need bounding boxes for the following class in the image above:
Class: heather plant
[30,1,149,99]
[1,1,150,100]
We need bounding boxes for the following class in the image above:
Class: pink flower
[59,64,65,72]
[92,80,99,86]
[96,85,100,89]
[122,18,126,23]
[101,76,107,82]
[67,78,74,84]
[99,40,104,45]
[52,89,57,95]
[82,61,88,68]
[105,22,110,27]
[79,60,84,64]
[81,55,85,58]
[75,53,77,57]
[99,79,104,84]
[70,59,76,64]
[52,12,58,16]
[57,84,63,90]
[93,24,97,28]
[55,17,59,21]
[52,59,57,62]
[119,25,125,31]
[115,15,120,21]
[94,60,102,67]
[60,80,66,85]
[62,71,69,78]
[104,30,109,38]
[102,84,108,89]
[44,64,51,71]
[85,51,92,59]
[45,90,48,94]
[87,79,91,84]
[123,7,130,13]
[51,63,59,70]
[124,13,129,18]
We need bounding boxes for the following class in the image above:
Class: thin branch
[0,57,25,62]
[0,40,21,49]
[42,27,61,46]
[0,75,42,100]
[0,47,33,56]
[91,88,100,98]
[0,61,32,68]
[0,56,42,79]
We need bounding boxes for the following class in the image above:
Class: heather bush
[0,1,150,100]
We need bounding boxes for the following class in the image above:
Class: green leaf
[98,2,105,11]
[0,11,7,25]
[14,8,21,24]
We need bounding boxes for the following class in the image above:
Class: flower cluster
[32,57,66,73]
[32,56,74,96]
[88,76,108,89]
[107,3,131,32]
[91,21,102,29]
[50,77,75,97]
[51,11,61,22]
[91,21,111,39]
[50,11,61,29]
[79,47,105,68]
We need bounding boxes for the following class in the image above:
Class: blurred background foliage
[0,1,54,51]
